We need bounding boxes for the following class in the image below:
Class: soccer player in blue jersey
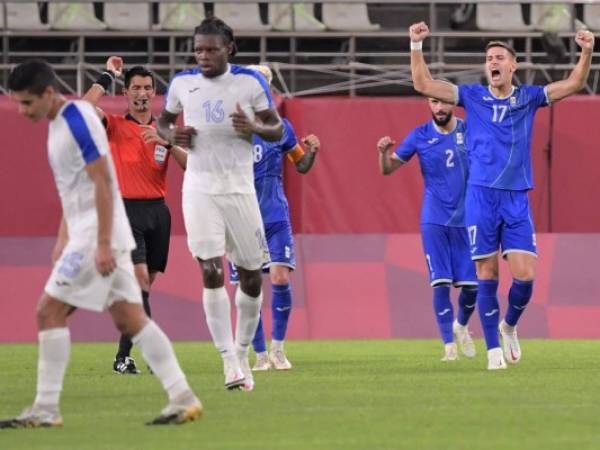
[230,65,320,371]
[409,21,595,370]
[378,97,478,361]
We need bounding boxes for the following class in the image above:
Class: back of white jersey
[48,100,135,251]
[165,64,273,194]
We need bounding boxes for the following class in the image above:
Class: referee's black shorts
[123,198,171,273]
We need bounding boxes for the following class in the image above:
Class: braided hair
[194,17,238,56]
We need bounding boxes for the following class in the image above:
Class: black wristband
[94,71,115,91]
[164,143,173,150]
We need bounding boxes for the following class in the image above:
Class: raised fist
[409,22,430,43]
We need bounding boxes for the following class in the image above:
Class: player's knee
[270,266,290,285]
[514,268,535,282]
[199,258,224,288]
[476,263,498,280]
[239,271,262,298]
[36,296,69,329]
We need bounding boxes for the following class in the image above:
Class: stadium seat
[531,4,577,31]
[476,3,532,31]
[322,3,380,31]
[269,3,325,31]
[0,3,49,30]
[49,3,107,30]
[583,4,600,31]
[157,3,205,31]
[104,3,153,31]
[213,3,270,31]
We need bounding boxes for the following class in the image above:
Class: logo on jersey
[510,96,517,106]
[482,96,494,101]
[427,138,439,144]
[154,145,168,164]
[456,132,464,145]
[285,246,291,259]
[57,252,84,279]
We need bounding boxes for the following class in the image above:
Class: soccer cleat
[238,352,255,391]
[441,342,458,362]
[487,347,507,370]
[252,351,272,371]
[0,404,63,429]
[113,356,141,375]
[453,320,476,358]
[146,394,202,426]
[224,359,245,390]
[499,320,521,364]
[269,348,292,370]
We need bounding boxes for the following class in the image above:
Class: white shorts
[44,243,142,312]
[182,192,270,270]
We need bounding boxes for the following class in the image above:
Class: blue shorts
[229,221,296,283]
[421,224,478,287]
[465,185,537,260]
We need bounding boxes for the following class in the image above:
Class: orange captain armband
[286,144,305,164]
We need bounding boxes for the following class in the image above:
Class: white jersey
[48,100,135,251]
[165,64,273,195]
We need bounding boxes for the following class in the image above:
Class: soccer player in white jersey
[0,60,201,428]
[157,18,284,391]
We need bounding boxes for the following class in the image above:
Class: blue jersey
[394,119,469,227]
[253,118,298,224]
[456,84,549,191]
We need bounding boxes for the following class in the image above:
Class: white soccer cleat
[224,358,245,390]
[252,351,272,371]
[238,352,255,391]
[269,348,292,370]
[453,320,476,358]
[499,320,521,364]
[147,392,203,426]
[487,347,507,370]
[441,342,458,362]
[0,404,63,429]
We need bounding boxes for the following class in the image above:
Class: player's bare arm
[378,136,403,175]
[295,134,320,174]
[51,216,69,265]
[409,22,457,104]
[157,110,197,149]
[546,30,595,103]
[139,124,188,170]
[85,156,116,277]
[230,103,283,141]
[82,56,123,118]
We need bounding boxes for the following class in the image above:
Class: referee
[83,56,187,374]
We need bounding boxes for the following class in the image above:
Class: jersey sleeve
[393,130,418,162]
[281,120,299,153]
[62,103,108,165]
[164,77,183,114]
[250,76,273,112]
[456,84,475,108]
[527,85,550,108]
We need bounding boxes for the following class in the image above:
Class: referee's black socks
[116,290,152,359]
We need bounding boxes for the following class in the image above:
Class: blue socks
[433,285,454,344]
[272,283,292,341]
[251,315,267,353]
[505,279,533,327]
[251,283,292,353]
[457,287,477,326]
[477,279,500,350]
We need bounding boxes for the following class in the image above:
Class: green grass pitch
[0,340,599,450]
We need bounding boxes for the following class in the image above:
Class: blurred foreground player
[0,60,201,428]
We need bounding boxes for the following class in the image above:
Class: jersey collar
[431,118,458,135]
[487,85,515,100]
[125,113,154,126]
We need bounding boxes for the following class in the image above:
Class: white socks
[132,320,191,402]
[271,339,284,352]
[35,328,70,407]
[203,287,236,358]
[235,288,263,354]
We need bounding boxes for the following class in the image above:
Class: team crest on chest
[456,132,464,145]
[510,96,517,106]
[154,145,168,164]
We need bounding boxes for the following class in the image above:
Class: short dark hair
[124,66,154,89]
[8,59,57,95]
[485,41,517,59]
[194,17,238,56]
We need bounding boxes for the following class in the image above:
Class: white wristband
[410,41,423,51]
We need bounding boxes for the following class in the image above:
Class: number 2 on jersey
[445,149,455,168]
[492,104,508,123]
[202,100,225,123]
